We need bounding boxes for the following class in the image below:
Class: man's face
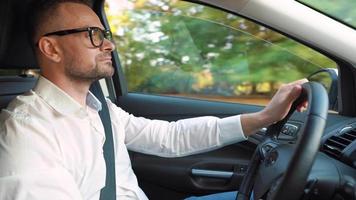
[46,2,116,82]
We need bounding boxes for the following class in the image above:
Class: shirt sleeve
[107,100,247,157]
[0,111,83,200]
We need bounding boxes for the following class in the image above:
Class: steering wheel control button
[260,142,278,159]
[281,125,290,135]
[264,149,278,167]
[281,123,299,136]
[278,123,299,140]
[287,124,299,135]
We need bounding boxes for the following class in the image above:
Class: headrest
[0,0,39,69]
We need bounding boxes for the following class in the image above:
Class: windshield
[299,0,356,29]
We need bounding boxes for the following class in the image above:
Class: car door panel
[117,93,259,198]
[130,143,253,199]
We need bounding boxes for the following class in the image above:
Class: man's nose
[100,38,116,52]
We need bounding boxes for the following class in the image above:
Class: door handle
[191,169,233,179]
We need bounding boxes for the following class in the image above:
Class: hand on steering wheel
[237,82,328,200]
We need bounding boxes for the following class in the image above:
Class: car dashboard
[250,111,356,199]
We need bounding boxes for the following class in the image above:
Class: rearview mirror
[307,68,338,111]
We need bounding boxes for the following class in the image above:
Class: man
[0,0,307,199]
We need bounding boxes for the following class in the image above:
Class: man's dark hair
[26,0,92,48]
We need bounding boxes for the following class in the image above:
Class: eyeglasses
[42,27,113,48]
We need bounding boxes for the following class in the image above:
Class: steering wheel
[237,82,328,200]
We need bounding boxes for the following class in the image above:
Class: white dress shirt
[0,76,247,200]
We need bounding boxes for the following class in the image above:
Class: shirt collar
[34,76,102,117]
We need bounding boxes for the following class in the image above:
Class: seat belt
[90,81,117,200]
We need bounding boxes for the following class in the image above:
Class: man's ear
[37,37,62,63]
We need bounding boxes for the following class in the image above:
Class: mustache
[96,53,112,59]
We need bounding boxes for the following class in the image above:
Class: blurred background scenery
[105,0,343,105]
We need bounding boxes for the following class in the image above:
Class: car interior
[0,0,355,200]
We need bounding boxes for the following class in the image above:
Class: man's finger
[297,101,308,112]
[290,78,308,85]
[289,84,303,101]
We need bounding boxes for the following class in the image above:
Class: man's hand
[241,79,308,136]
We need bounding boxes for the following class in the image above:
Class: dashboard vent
[323,127,356,159]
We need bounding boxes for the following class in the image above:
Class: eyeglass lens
[90,28,103,47]
[90,28,113,47]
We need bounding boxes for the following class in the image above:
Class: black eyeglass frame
[42,26,113,47]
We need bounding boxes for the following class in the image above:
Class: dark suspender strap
[90,81,116,200]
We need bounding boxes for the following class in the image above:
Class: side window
[105,0,336,106]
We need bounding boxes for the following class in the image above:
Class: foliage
[106,0,337,98]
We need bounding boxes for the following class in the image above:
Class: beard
[64,53,114,83]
